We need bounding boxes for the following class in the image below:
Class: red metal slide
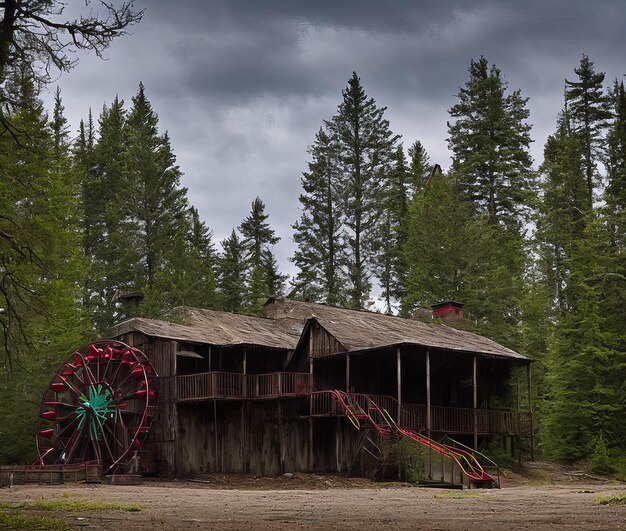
[320,389,496,485]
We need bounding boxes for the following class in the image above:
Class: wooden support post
[309,355,314,471]
[213,400,219,471]
[527,362,534,460]
[396,348,402,423]
[241,403,246,473]
[278,401,285,473]
[473,355,478,450]
[345,354,350,392]
[208,346,212,372]
[242,350,247,398]
[426,350,431,437]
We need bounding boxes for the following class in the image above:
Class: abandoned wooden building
[112,298,533,485]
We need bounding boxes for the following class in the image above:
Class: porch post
[242,349,247,398]
[527,362,534,460]
[396,348,402,423]
[426,349,431,437]
[345,354,350,392]
[309,353,314,471]
[473,355,478,450]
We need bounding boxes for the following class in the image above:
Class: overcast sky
[48,0,626,285]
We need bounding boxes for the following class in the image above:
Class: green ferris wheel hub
[76,384,117,439]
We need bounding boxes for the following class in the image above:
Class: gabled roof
[112,299,528,361]
[264,298,527,361]
[113,307,302,350]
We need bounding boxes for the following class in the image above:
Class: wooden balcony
[177,371,312,402]
[310,391,532,438]
[176,372,532,437]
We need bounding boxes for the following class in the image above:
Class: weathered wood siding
[308,321,346,359]
[116,333,178,477]
[177,400,317,476]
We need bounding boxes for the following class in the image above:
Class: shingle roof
[113,307,302,350]
[112,299,528,361]
[264,298,528,360]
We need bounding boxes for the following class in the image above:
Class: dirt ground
[1,465,624,530]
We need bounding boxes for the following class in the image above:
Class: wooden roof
[264,298,528,361]
[113,307,302,350]
[113,298,528,361]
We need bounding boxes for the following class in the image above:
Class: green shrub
[590,433,614,475]
[388,438,428,484]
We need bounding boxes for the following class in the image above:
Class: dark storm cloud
[52,0,626,287]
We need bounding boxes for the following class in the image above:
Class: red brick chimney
[431,301,464,321]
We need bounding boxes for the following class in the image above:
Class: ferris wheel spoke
[115,362,141,390]
[58,374,83,396]
[55,414,80,439]
[103,422,126,450]
[82,361,97,388]
[101,344,116,383]
[64,422,86,463]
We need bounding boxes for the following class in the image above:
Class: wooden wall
[116,333,178,477]
[175,400,366,477]
[308,321,346,358]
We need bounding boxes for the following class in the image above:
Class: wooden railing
[177,371,312,402]
[310,391,531,437]
[431,406,532,436]
[177,371,243,401]
[176,373,532,437]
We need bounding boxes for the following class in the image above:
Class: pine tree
[291,128,346,304]
[327,72,400,308]
[0,76,89,463]
[536,110,589,311]
[448,56,534,226]
[86,96,137,332]
[376,145,410,314]
[565,55,611,208]
[541,218,624,460]
[124,83,188,302]
[143,207,220,315]
[239,197,283,312]
[407,140,431,196]
[400,170,474,316]
[218,230,247,313]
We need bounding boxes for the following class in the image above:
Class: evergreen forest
[0,4,624,475]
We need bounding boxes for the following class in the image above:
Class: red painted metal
[36,340,158,475]
[311,389,496,485]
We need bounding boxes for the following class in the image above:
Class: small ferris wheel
[36,340,158,473]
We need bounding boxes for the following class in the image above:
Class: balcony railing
[309,391,531,437]
[176,372,532,437]
[177,371,312,402]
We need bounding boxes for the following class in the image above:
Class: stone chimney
[431,301,464,322]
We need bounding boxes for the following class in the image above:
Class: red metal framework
[36,341,158,474]
[311,390,498,486]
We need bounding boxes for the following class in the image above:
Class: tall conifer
[564,55,611,208]
[291,128,346,304]
[448,57,534,226]
[326,72,400,308]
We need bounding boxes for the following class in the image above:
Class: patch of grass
[0,509,69,530]
[60,492,81,498]
[434,490,481,499]
[595,493,626,506]
[35,499,142,512]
